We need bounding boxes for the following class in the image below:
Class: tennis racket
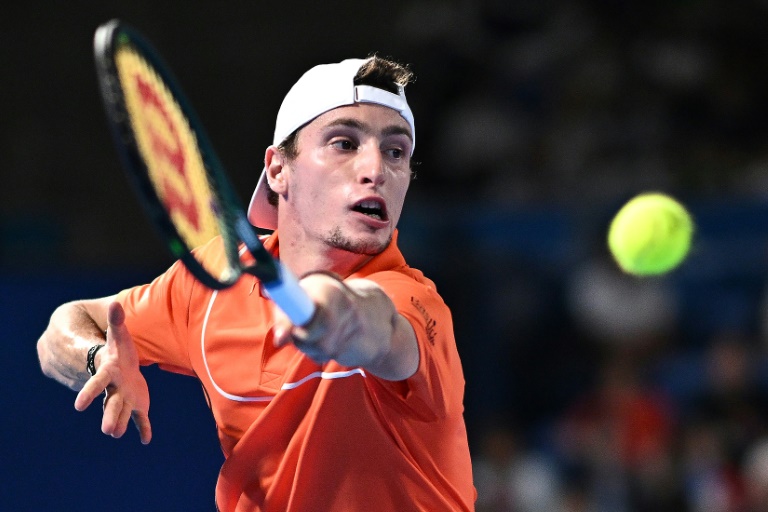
[93,19,315,326]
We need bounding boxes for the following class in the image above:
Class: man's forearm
[37,299,110,391]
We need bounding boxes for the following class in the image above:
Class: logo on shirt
[410,297,437,346]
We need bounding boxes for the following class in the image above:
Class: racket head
[94,19,245,289]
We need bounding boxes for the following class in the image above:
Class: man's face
[278,103,413,256]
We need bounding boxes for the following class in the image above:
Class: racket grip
[263,262,316,326]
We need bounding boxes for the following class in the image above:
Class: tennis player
[37,56,476,511]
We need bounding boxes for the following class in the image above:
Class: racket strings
[115,46,221,251]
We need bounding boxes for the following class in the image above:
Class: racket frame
[94,19,314,325]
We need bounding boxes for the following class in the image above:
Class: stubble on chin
[326,227,391,256]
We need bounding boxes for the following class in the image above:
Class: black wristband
[86,344,105,376]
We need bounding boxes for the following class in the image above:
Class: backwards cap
[246,57,415,230]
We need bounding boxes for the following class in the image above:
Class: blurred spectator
[566,257,679,347]
[681,420,745,512]
[691,336,768,466]
[473,422,564,512]
[742,438,768,512]
[555,355,681,511]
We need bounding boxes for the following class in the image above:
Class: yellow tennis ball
[607,193,694,276]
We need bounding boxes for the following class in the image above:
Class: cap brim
[246,166,277,230]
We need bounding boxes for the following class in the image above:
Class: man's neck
[276,233,373,279]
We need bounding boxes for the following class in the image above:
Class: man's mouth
[352,199,388,221]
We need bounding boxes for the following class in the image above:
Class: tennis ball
[607,192,693,276]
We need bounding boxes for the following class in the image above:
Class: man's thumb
[107,302,127,343]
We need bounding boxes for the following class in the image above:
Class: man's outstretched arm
[38,298,152,444]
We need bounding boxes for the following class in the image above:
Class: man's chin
[327,229,392,256]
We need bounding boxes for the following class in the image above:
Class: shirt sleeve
[115,257,198,376]
[364,270,466,421]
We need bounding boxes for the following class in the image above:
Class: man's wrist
[86,344,105,376]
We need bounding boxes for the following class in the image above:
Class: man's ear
[264,146,287,194]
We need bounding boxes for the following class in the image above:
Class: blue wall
[4,272,223,511]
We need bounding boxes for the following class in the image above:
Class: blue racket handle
[263,262,316,326]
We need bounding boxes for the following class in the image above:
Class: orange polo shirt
[117,231,475,511]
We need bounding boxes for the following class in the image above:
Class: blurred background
[6,1,768,510]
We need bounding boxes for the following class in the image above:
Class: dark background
[6,1,768,510]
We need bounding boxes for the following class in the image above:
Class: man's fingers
[272,307,331,363]
[110,403,133,439]
[291,338,331,364]
[98,392,151,443]
[271,318,291,348]
[101,392,123,436]
[292,307,329,345]
[132,411,153,445]
[74,373,109,411]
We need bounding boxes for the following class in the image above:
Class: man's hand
[74,302,152,444]
[272,273,418,381]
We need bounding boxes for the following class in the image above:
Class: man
[37,55,476,511]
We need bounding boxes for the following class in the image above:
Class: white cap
[246,57,415,230]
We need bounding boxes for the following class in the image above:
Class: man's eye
[332,140,355,150]
[387,148,404,159]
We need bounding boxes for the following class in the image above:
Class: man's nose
[356,144,385,186]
